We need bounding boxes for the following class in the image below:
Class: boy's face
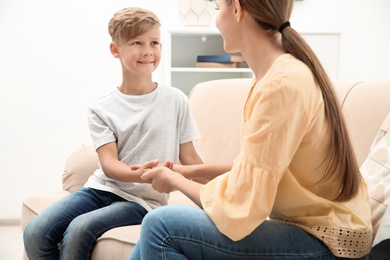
[112,26,162,77]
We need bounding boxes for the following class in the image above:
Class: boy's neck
[118,81,158,95]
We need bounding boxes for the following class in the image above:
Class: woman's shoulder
[266,54,316,89]
[277,54,312,76]
[253,54,319,105]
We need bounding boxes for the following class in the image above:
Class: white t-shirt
[85,85,200,211]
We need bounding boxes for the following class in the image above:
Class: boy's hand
[161,160,174,170]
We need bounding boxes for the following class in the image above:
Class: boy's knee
[66,216,91,235]
[24,218,44,242]
[23,219,49,256]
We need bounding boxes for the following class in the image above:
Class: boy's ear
[110,42,120,58]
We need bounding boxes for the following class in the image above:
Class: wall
[292,0,390,80]
[0,0,389,220]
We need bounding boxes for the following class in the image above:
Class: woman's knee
[140,206,180,235]
[143,205,187,225]
[141,205,205,237]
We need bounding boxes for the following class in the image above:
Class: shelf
[169,27,341,37]
[169,27,220,35]
[165,29,253,95]
[170,67,252,73]
[164,27,340,95]
[171,71,253,95]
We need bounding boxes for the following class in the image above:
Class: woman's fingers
[141,166,160,180]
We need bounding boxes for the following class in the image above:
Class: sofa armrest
[21,191,70,231]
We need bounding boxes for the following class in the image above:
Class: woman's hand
[130,160,173,171]
[127,160,160,183]
[141,166,184,193]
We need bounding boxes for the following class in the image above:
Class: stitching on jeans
[161,235,332,258]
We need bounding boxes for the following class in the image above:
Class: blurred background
[0,0,389,222]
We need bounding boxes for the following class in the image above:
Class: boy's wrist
[173,164,190,178]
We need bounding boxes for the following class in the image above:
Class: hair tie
[278,21,290,33]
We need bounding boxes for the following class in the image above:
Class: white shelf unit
[164,27,340,95]
[164,28,253,95]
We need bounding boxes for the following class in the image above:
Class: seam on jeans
[161,235,171,260]
[161,235,333,259]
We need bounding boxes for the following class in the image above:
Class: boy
[24,7,203,259]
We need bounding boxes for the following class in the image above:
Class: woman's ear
[110,42,120,58]
[232,0,243,22]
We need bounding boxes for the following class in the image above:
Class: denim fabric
[130,205,368,260]
[24,187,148,260]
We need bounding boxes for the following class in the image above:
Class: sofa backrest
[62,145,99,192]
[61,79,390,192]
[334,81,390,165]
[189,79,390,166]
[188,78,251,163]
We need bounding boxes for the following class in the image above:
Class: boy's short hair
[108,7,161,44]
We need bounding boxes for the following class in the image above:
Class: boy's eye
[132,41,141,45]
[152,41,160,45]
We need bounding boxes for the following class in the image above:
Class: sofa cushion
[360,112,390,245]
[92,226,140,260]
[91,191,196,260]
[62,144,99,192]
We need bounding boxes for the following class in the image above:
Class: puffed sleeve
[200,78,313,241]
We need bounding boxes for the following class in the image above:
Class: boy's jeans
[24,187,147,260]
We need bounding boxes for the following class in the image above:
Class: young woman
[130,0,372,259]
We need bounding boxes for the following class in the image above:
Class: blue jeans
[130,205,369,260]
[24,187,148,260]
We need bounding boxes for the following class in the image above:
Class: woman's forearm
[173,175,203,208]
[174,162,233,182]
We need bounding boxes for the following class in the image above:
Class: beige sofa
[21,79,390,259]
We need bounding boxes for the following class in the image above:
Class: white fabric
[360,112,390,246]
[85,85,200,211]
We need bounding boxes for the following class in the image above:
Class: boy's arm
[179,141,203,165]
[96,142,157,183]
[177,141,232,183]
[178,141,206,183]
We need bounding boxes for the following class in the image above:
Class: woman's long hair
[237,0,361,201]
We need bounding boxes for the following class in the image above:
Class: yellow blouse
[200,54,372,258]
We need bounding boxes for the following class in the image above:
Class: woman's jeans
[130,205,369,260]
[23,187,148,260]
